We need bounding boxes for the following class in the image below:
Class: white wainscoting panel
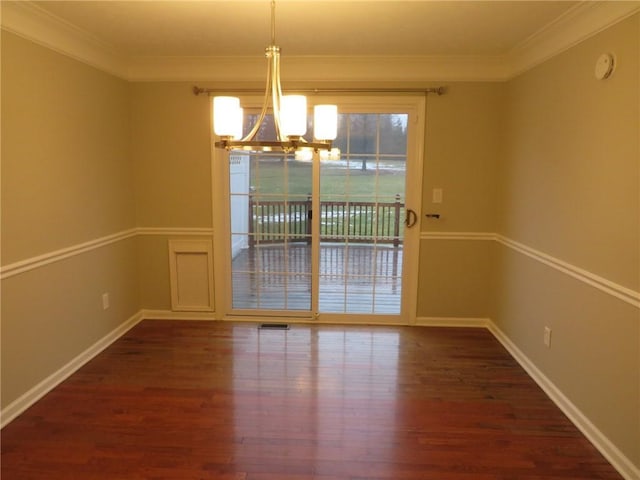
[168,239,215,312]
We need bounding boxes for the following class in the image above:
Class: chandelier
[213,0,338,153]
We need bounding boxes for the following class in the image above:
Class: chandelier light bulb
[314,105,338,141]
[213,96,242,138]
[280,95,307,138]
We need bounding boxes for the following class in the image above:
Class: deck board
[232,243,403,313]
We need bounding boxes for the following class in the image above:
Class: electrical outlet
[102,293,110,310]
[543,326,552,348]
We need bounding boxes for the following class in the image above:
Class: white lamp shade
[280,95,307,137]
[314,104,338,140]
[213,96,243,138]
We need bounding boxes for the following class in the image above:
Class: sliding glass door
[217,96,424,323]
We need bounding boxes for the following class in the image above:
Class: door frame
[211,95,425,325]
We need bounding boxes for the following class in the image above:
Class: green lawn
[251,158,406,201]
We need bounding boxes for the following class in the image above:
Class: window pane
[348,114,378,155]
[379,114,407,155]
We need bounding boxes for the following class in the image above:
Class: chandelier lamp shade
[213,0,338,153]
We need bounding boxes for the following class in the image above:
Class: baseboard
[415,316,490,328]
[141,313,491,328]
[486,320,640,480]
[140,309,217,321]
[0,311,144,429]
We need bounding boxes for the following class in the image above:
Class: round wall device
[595,53,615,80]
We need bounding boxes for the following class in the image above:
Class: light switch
[432,188,443,204]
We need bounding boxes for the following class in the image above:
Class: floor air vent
[259,323,290,330]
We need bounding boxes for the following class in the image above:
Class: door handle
[405,209,418,228]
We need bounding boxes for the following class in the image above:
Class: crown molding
[0,1,128,77]
[2,1,638,82]
[508,1,640,77]
[126,54,511,82]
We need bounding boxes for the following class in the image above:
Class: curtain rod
[192,85,446,96]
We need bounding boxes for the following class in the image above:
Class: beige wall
[418,238,493,318]
[494,13,639,467]
[137,235,173,311]
[130,83,213,229]
[1,241,139,406]
[1,32,136,264]
[130,83,214,310]
[422,83,502,234]
[1,32,139,407]
[499,16,639,290]
[418,83,502,318]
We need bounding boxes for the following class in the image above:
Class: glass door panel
[319,113,408,314]
[229,145,312,312]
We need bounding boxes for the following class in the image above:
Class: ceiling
[2,1,639,81]
[28,1,578,57]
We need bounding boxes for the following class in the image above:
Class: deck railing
[248,194,404,247]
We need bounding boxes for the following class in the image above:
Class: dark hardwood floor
[1,321,623,479]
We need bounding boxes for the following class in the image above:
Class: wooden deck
[232,243,403,313]
[1,321,624,479]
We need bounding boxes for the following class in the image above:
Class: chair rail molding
[495,234,640,309]
[3,228,636,310]
[421,231,639,309]
[0,229,138,280]
[0,227,214,280]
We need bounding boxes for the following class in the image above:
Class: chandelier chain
[271,0,276,46]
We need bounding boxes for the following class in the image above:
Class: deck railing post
[249,194,255,248]
[306,193,312,244]
[393,193,401,247]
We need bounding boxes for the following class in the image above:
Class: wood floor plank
[1,321,623,479]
